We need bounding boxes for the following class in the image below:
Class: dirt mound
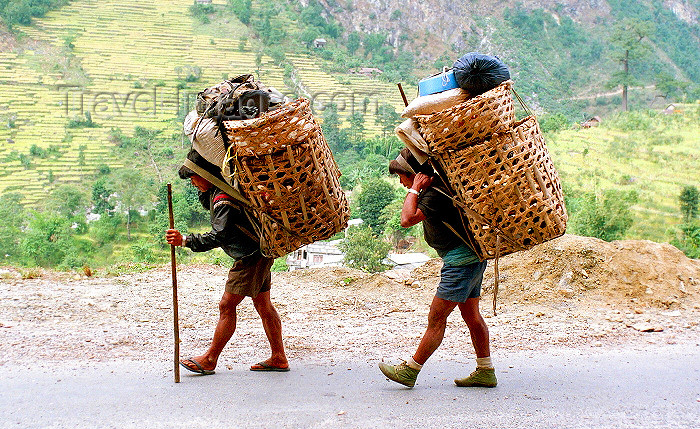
[323,234,700,311]
[481,234,700,310]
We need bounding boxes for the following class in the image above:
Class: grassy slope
[547,107,700,242]
[0,0,409,204]
[0,0,698,244]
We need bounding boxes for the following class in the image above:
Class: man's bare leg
[251,290,288,369]
[181,291,245,372]
[412,296,458,365]
[458,297,490,358]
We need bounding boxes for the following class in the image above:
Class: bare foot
[250,358,289,371]
[180,356,216,373]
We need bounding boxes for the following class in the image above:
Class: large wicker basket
[416,80,515,153]
[433,116,567,259]
[222,98,349,258]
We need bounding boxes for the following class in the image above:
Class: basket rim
[415,80,513,123]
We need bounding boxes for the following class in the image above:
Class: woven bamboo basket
[416,80,515,153]
[434,116,567,259]
[222,98,349,258]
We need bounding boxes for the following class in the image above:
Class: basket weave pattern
[225,98,349,258]
[416,80,515,153]
[435,116,567,259]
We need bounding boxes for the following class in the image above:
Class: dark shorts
[436,260,488,303]
[224,253,274,298]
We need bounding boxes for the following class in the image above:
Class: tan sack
[401,88,472,118]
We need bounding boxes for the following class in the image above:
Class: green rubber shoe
[379,361,420,388]
[454,367,497,387]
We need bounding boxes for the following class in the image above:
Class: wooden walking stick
[397,83,409,107]
[167,183,181,383]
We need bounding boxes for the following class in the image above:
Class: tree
[111,169,153,239]
[381,197,416,247]
[321,103,350,152]
[47,185,88,219]
[679,186,699,223]
[568,189,638,241]
[346,31,361,56]
[671,223,700,259]
[363,32,387,59]
[347,112,365,148]
[20,211,76,267]
[90,211,124,247]
[607,18,654,111]
[356,179,396,234]
[375,104,401,139]
[92,178,114,215]
[0,193,26,260]
[655,72,690,101]
[228,0,252,25]
[339,225,391,273]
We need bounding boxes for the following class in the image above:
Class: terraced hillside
[0,0,409,204]
[548,109,700,241]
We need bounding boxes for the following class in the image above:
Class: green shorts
[224,253,274,298]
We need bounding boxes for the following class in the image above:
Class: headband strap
[183,158,252,207]
[395,153,415,175]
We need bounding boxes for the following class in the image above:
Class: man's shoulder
[419,186,450,207]
[212,190,238,210]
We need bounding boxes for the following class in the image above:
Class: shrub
[271,257,289,272]
[356,179,396,234]
[671,223,700,259]
[339,225,391,273]
[679,186,699,223]
[189,3,215,24]
[20,211,76,266]
[567,189,638,241]
[228,0,252,25]
[605,111,654,131]
[0,193,26,260]
[67,111,99,128]
[539,113,570,133]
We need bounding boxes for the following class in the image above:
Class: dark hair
[388,147,434,176]
[178,165,196,180]
[179,149,226,183]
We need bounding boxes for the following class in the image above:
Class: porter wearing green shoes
[378,148,496,388]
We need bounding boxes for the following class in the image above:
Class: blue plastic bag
[452,53,510,95]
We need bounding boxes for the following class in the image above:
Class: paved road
[1,344,698,428]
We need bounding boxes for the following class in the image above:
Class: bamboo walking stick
[167,183,181,383]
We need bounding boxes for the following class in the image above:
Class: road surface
[1,344,698,428]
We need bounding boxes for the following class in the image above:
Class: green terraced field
[0,0,697,245]
[546,111,700,242]
[0,0,410,204]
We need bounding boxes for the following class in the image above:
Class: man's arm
[164,199,239,252]
[185,201,239,252]
[400,173,432,227]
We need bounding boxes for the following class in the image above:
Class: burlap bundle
[432,116,568,259]
[415,80,515,153]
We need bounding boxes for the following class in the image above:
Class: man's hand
[412,173,433,193]
[165,229,183,247]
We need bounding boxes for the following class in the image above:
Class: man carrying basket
[378,148,496,388]
[165,150,289,375]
